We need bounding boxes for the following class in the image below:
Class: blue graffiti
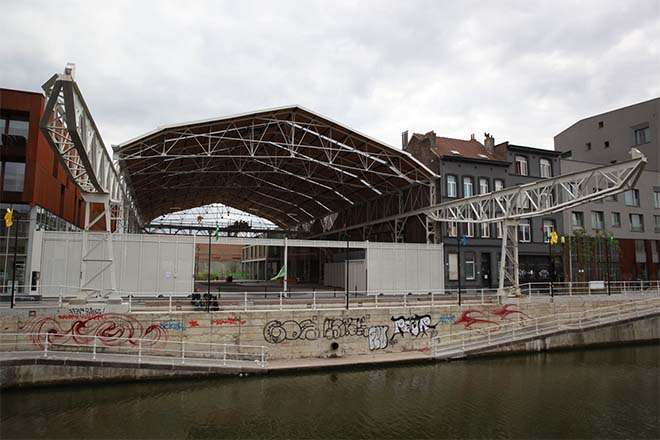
[159,321,185,331]
[437,313,456,324]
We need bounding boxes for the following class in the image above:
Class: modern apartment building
[0,88,87,294]
[404,132,563,290]
[555,98,660,282]
[554,97,659,171]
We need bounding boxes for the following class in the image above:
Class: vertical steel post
[345,230,349,310]
[10,216,19,309]
[283,236,288,295]
[207,230,211,312]
[457,233,462,306]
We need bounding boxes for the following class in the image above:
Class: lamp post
[456,229,462,307]
[548,231,554,300]
[9,217,19,309]
[606,233,613,296]
[207,227,212,312]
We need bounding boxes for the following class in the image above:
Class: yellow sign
[4,208,13,228]
[550,231,558,245]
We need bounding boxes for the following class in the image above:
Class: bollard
[313,290,316,310]
[431,291,434,308]
[535,318,539,335]
[244,292,248,312]
[279,291,283,311]
[403,293,407,308]
[181,341,185,364]
[93,336,97,360]
[169,295,172,313]
[43,338,49,358]
[481,288,484,304]
[128,295,132,313]
[260,347,265,367]
[223,344,227,365]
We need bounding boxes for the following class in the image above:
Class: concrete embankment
[1,297,658,388]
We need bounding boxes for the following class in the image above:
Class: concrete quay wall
[0,299,657,388]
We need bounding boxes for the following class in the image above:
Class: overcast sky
[2,0,659,151]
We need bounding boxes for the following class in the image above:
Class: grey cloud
[1,0,659,151]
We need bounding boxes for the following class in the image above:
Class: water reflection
[1,345,658,439]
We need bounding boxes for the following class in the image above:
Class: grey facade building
[405,132,564,290]
[554,97,659,171]
[555,98,660,282]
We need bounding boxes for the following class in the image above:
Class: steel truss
[115,106,436,228]
[39,65,141,301]
[422,150,647,296]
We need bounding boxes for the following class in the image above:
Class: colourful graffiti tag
[454,310,497,329]
[212,317,246,326]
[21,313,167,348]
[189,320,200,328]
[493,304,530,320]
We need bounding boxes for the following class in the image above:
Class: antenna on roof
[401,130,409,149]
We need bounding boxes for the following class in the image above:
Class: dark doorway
[481,253,492,288]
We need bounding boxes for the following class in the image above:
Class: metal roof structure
[115,106,436,228]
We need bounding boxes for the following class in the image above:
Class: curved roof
[115,106,436,228]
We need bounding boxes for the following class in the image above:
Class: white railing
[431,297,660,359]
[0,332,268,368]
[1,281,659,313]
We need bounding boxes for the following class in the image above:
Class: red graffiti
[189,320,200,327]
[493,304,530,321]
[417,346,431,352]
[21,313,166,348]
[454,310,497,329]
[57,314,103,321]
[212,317,246,326]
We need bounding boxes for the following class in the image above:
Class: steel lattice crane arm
[422,149,647,298]
[425,149,646,224]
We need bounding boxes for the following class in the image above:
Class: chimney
[484,132,495,153]
[401,130,409,149]
[470,133,475,141]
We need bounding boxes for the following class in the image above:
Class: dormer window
[515,156,528,176]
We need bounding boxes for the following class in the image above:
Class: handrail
[0,332,268,368]
[432,297,660,357]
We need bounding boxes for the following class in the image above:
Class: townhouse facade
[405,132,563,290]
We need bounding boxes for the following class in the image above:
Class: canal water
[1,344,658,439]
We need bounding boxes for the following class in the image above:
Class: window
[479,178,489,194]
[604,141,610,148]
[481,223,490,238]
[611,212,621,228]
[518,221,531,242]
[540,159,552,178]
[655,215,660,232]
[2,162,25,192]
[624,190,640,207]
[448,253,458,281]
[515,156,528,176]
[634,126,650,145]
[463,177,474,197]
[591,211,604,230]
[571,211,584,230]
[447,175,457,198]
[465,255,476,280]
[542,219,555,243]
[496,222,502,238]
[447,221,457,237]
[629,214,644,232]
[586,142,591,150]
[494,179,504,192]
[598,121,604,128]
[3,117,29,148]
[635,240,646,262]
[654,190,660,209]
[466,221,474,238]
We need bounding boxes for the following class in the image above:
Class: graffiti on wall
[436,313,456,324]
[368,326,388,351]
[22,313,167,348]
[454,304,530,330]
[391,314,436,339]
[263,319,319,344]
[159,321,185,331]
[212,317,246,326]
[323,317,368,339]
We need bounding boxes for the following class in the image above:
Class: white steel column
[283,236,288,295]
